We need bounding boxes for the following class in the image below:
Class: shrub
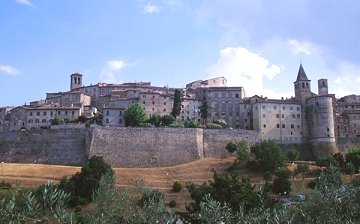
[287,149,299,163]
[161,115,175,126]
[272,168,292,195]
[225,142,237,153]
[316,156,339,168]
[172,181,182,192]
[51,117,63,125]
[0,181,11,189]
[213,119,227,128]
[251,140,286,172]
[263,171,273,183]
[168,200,176,208]
[169,121,185,128]
[184,119,198,128]
[346,148,360,172]
[138,122,152,127]
[206,123,223,129]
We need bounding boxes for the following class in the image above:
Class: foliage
[213,119,227,128]
[295,164,310,180]
[332,152,346,169]
[250,140,286,172]
[205,123,223,129]
[184,119,199,128]
[0,181,11,189]
[51,117,63,125]
[272,168,292,195]
[316,164,342,191]
[147,115,162,127]
[171,89,182,118]
[316,156,339,168]
[58,156,114,206]
[87,176,177,224]
[138,122,152,127]
[225,142,237,153]
[199,101,208,124]
[169,121,185,128]
[346,148,360,173]
[186,172,270,215]
[161,114,175,126]
[124,102,147,127]
[263,171,273,183]
[287,149,299,163]
[172,181,182,192]
[0,181,77,223]
[147,114,175,127]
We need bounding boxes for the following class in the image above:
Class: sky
[1,0,360,106]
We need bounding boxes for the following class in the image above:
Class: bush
[184,119,198,128]
[251,140,286,172]
[58,156,114,206]
[213,119,227,128]
[287,149,299,162]
[346,148,360,172]
[169,121,185,128]
[138,122,152,127]
[161,115,175,126]
[272,168,292,195]
[51,117,63,125]
[168,200,176,208]
[206,123,223,129]
[0,181,11,189]
[225,142,237,153]
[316,156,339,168]
[172,181,182,192]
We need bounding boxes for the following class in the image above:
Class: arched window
[302,83,305,88]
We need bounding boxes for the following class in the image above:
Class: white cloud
[329,61,360,98]
[288,39,317,55]
[100,60,126,83]
[144,2,161,14]
[15,0,36,8]
[207,47,281,98]
[0,65,20,75]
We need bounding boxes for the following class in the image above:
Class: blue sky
[1,0,360,106]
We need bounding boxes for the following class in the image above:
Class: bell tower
[294,64,312,104]
[70,73,83,91]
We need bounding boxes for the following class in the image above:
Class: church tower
[294,64,312,104]
[70,73,83,91]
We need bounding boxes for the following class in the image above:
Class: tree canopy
[171,89,182,118]
[124,102,147,127]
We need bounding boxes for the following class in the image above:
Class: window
[263,124,266,128]
[282,114,284,118]
[291,124,294,128]
[235,93,239,98]
[297,114,301,119]
[65,111,68,115]
[106,110,109,116]
[276,114,280,118]
[163,108,166,112]
[30,112,33,116]
[119,111,122,116]
[35,119,39,123]
[292,114,295,118]
[42,119,46,123]
[43,112,47,116]
[297,107,300,111]
[273,106,277,110]
[72,111,75,115]
[106,118,109,123]
[282,124,285,128]
[290,106,293,110]
[282,106,285,110]
[164,102,166,105]
[119,119,122,124]
[262,114,266,118]
[262,105,265,109]
[277,124,280,128]
[36,112,40,116]
[50,111,53,116]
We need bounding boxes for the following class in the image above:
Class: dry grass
[0,158,356,212]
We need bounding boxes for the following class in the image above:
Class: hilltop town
[1,64,359,157]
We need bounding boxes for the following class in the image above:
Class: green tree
[51,117,63,125]
[287,149,299,163]
[58,156,114,205]
[124,102,147,127]
[346,148,360,173]
[251,140,286,172]
[147,114,162,127]
[263,171,273,183]
[184,119,198,128]
[186,172,270,215]
[225,142,238,153]
[161,114,175,126]
[272,168,292,195]
[295,164,310,181]
[199,101,208,125]
[171,89,182,118]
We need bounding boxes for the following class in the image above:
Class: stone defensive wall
[88,127,259,167]
[0,129,91,165]
[0,127,259,168]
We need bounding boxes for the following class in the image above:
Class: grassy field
[0,158,353,212]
